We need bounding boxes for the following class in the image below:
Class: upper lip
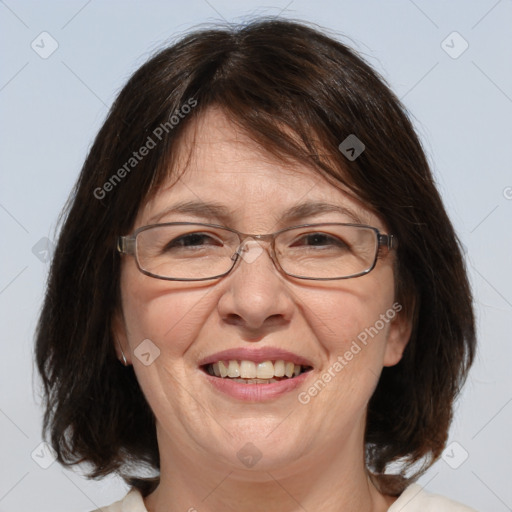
[198,347,314,368]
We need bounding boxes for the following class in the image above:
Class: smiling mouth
[202,360,313,384]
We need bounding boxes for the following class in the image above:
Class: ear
[112,308,131,365]
[383,304,413,367]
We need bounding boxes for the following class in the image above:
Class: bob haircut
[35,18,476,496]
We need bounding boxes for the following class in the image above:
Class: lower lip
[202,370,312,401]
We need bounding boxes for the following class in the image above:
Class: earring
[116,338,128,366]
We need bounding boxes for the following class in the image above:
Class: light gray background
[1,1,511,511]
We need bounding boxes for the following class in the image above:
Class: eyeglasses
[117,222,397,281]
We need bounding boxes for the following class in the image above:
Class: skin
[115,108,412,512]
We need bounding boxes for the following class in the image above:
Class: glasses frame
[117,222,397,282]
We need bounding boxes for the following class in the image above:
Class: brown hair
[35,18,476,497]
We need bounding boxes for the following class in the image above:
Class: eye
[163,232,223,251]
[291,232,349,249]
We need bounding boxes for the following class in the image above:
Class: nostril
[222,313,245,328]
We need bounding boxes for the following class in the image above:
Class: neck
[143,424,395,512]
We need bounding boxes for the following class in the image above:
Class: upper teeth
[209,360,304,379]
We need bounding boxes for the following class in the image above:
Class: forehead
[173,107,316,184]
[137,108,381,230]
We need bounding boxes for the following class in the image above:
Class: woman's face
[115,108,411,477]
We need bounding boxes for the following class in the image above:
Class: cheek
[297,267,397,403]
[296,287,397,420]
[120,268,216,356]
[301,268,396,349]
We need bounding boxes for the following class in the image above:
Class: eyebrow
[147,200,364,226]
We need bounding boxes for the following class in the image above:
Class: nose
[216,239,294,336]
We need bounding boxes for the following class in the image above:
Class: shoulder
[389,483,477,511]
[89,489,147,512]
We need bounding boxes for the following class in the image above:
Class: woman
[35,19,477,511]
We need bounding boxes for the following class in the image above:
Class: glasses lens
[275,224,378,279]
[135,224,238,280]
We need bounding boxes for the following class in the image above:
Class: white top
[92,483,477,511]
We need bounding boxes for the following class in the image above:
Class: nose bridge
[233,232,278,272]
